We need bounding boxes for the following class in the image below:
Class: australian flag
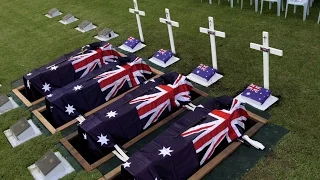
[122,97,248,180]
[191,64,216,81]
[45,56,152,128]
[78,72,193,157]
[241,84,271,104]
[123,37,141,49]
[152,49,173,63]
[23,42,123,101]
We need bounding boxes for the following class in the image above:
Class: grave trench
[67,90,201,165]
[37,71,159,130]
[116,117,257,180]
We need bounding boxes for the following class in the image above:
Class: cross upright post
[129,0,146,42]
[250,31,283,89]
[159,8,179,54]
[199,17,226,70]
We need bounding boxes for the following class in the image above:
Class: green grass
[0,0,319,179]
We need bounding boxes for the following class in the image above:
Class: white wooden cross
[129,0,146,42]
[200,17,226,70]
[250,31,283,89]
[159,8,179,54]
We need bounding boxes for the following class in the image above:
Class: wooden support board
[12,85,45,108]
[101,111,268,180]
[32,67,163,134]
[60,88,208,172]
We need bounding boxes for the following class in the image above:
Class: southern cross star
[106,110,118,118]
[42,82,51,92]
[83,133,87,140]
[47,94,53,98]
[158,146,173,157]
[73,85,83,91]
[50,65,58,71]
[122,161,131,168]
[27,73,32,76]
[97,134,110,146]
[65,104,76,115]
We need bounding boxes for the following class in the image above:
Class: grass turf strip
[0,0,319,179]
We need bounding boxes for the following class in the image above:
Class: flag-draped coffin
[45,56,153,128]
[78,72,193,157]
[122,96,249,180]
[23,42,122,101]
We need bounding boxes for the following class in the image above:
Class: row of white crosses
[125,0,283,111]
[128,0,179,54]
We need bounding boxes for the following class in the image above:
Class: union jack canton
[182,99,248,165]
[130,74,193,129]
[94,57,152,101]
[70,43,122,78]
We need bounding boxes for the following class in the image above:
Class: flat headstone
[62,13,73,21]
[79,20,91,29]
[48,8,58,16]
[0,95,9,106]
[75,20,97,33]
[4,119,42,147]
[0,96,19,115]
[59,13,78,25]
[10,117,30,137]
[94,28,119,41]
[28,152,75,180]
[45,8,62,18]
[35,151,61,176]
[99,28,112,37]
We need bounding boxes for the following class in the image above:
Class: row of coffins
[56,72,267,179]
[4,42,161,179]
[13,42,123,106]
[3,2,275,179]
[4,42,267,179]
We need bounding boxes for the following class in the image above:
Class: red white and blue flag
[130,74,193,129]
[23,42,123,101]
[45,55,152,128]
[70,43,122,78]
[182,99,248,165]
[241,84,271,104]
[94,57,152,101]
[122,96,249,180]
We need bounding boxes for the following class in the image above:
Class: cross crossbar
[129,0,145,42]
[159,8,179,54]
[199,17,226,69]
[250,31,283,89]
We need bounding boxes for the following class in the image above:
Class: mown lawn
[0,0,319,179]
